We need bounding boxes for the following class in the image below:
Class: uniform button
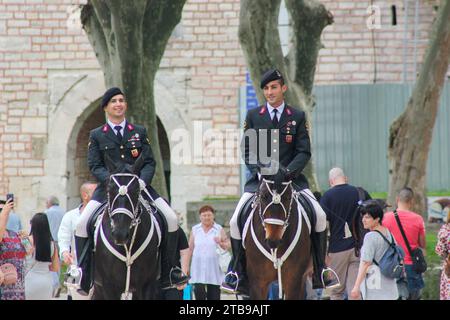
[273,149,277,153]
[121,155,125,159]
[274,130,278,133]
[273,140,277,143]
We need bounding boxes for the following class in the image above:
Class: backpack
[372,230,405,279]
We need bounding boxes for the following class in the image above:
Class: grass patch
[427,191,450,197]
[421,225,442,300]
[369,192,387,199]
[368,191,450,200]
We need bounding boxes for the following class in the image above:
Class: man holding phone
[4,194,22,234]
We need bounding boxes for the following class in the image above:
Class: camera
[6,193,14,202]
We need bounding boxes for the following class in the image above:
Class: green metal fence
[312,83,450,192]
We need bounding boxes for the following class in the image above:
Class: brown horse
[243,172,312,299]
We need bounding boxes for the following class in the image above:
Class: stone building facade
[0,0,442,225]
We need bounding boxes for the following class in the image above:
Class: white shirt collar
[266,101,285,118]
[107,119,126,134]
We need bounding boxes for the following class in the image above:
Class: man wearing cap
[221,69,339,295]
[74,87,189,295]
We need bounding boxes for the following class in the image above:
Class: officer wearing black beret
[74,87,189,294]
[221,69,339,294]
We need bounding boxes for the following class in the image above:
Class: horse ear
[104,153,119,173]
[132,154,145,174]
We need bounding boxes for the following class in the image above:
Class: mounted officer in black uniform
[221,69,339,295]
[74,87,189,295]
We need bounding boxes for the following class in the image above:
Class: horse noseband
[259,179,294,229]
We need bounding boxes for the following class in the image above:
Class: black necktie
[114,125,123,141]
[272,109,279,128]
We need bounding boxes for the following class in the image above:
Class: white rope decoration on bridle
[252,178,299,299]
[259,178,295,231]
[108,173,141,226]
[102,173,152,300]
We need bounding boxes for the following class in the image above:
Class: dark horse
[91,157,161,300]
[244,171,312,300]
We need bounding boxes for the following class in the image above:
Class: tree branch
[81,2,111,81]
[143,0,187,72]
[285,0,333,96]
[239,0,284,104]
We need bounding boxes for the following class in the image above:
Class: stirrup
[321,267,340,289]
[161,267,190,290]
[220,271,239,294]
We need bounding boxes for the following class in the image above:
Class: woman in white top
[350,200,399,300]
[25,213,59,300]
[188,205,230,300]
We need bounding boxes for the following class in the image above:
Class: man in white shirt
[58,181,97,299]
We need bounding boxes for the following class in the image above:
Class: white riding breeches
[300,189,326,232]
[153,197,178,232]
[75,200,102,238]
[75,197,179,238]
[230,192,254,239]
[229,188,327,240]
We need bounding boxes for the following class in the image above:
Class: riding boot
[220,238,249,295]
[160,231,190,289]
[74,235,93,295]
[311,231,340,289]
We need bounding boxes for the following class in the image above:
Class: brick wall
[316,0,439,83]
[0,0,440,203]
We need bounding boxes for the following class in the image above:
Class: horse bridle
[258,178,295,230]
[108,173,142,228]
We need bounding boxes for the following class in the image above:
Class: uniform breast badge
[131,149,139,158]
[286,135,293,143]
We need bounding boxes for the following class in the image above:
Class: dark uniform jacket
[243,104,311,192]
[88,121,156,201]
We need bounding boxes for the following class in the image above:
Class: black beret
[260,69,283,89]
[101,87,124,109]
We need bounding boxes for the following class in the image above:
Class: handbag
[216,246,231,273]
[394,209,427,274]
[0,263,18,286]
